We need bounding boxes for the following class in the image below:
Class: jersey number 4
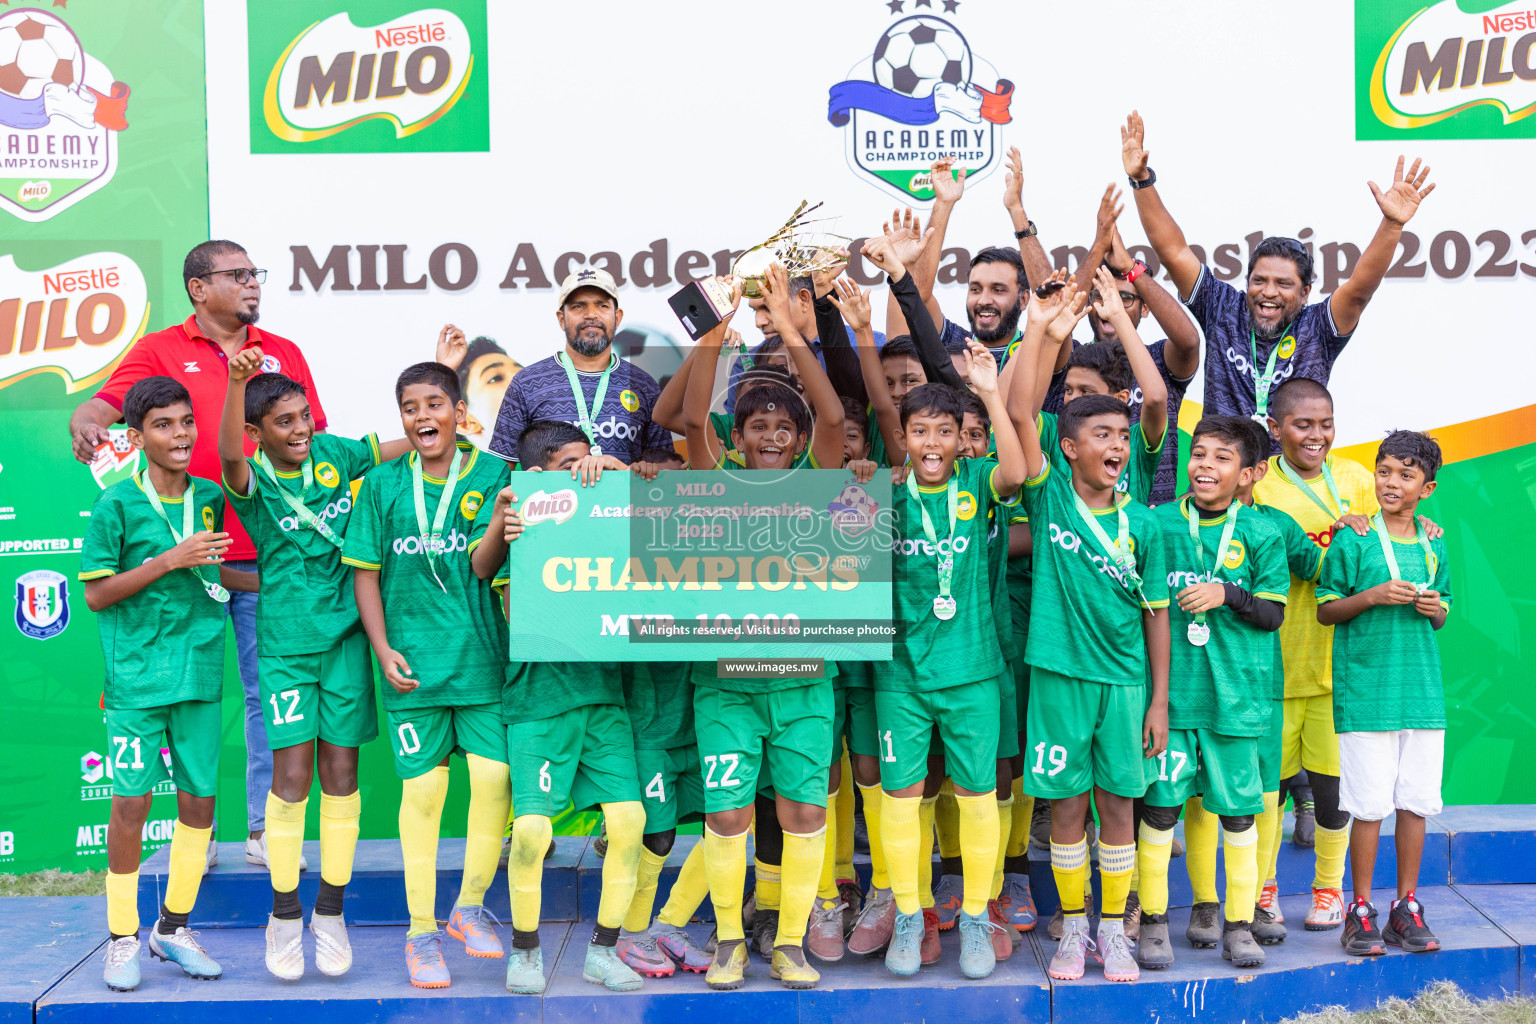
[645,772,666,802]
[702,753,740,789]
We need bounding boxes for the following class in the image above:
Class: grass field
[0,868,107,897]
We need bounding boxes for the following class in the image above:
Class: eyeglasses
[1090,290,1142,306]
[201,268,267,285]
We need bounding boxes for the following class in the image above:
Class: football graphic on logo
[871,17,970,99]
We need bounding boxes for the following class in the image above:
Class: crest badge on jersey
[459,489,483,520]
[314,461,341,487]
[202,506,215,531]
[1277,335,1296,359]
[955,490,977,521]
[619,389,639,413]
[15,569,69,640]
[1223,539,1246,571]
[260,353,282,374]
[826,11,1013,204]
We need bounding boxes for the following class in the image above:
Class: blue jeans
[226,559,271,833]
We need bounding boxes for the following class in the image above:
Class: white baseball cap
[556,267,620,309]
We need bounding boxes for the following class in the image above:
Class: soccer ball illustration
[0,10,83,101]
[871,16,971,99]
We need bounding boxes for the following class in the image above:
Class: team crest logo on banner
[827,11,1013,203]
[15,569,69,640]
[0,8,131,221]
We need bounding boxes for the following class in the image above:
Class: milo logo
[521,488,577,526]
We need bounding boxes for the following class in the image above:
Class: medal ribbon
[1371,512,1436,586]
[1186,497,1241,632]
[1276,455,1346,521]
[254,450,345,549]
[556,350,616,454]
[1248,325,1294,419]
[411,446,464,593]
[906,472,957,607]
[138,472,230,603]
[1072,490,1149,608]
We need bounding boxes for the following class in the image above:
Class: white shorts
[1337,729,1444,821]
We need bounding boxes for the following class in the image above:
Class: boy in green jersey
[1011,286,1170,985]
[469,419,651,996]
[875,337,1027,982]
[220,349,409,981]
[341,362,512,988]
[1317,431,1451,958]
[1135,416,1290,976]
[82,378,232,992]
[679,271,846,991]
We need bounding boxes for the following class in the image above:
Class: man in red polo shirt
[69,240,327,871]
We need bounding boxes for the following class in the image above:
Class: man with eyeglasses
[69,239,329,874]
[1118,111,1435,446]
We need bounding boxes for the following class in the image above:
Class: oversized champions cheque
[503,468,893,661]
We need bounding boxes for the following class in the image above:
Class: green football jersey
[501,660,624,725]
[1022,461,1169,686]
[1006,508,1032,646]
[987,504,1017,662]
[341,444,508,711]
[1253,504,1324,700]
[838,659,877,689]
[1157,498,1290,736]
[1037,411,1163,505]
[224,432,381,656]
[78,475,227,709]
[866,408,890,469]
[875,457,1019,693]
[1317,526,1452,732]
[623,661,696,749]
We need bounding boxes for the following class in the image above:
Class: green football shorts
[508,702,639,817]
[1011,653,1030,736]
[386,703,505,779]
[635,744,706,832]
[103,700,221,798]
[845,684,879,758]
[1144,727,1265,817]
[997,664,1021,759]
[873,675,1002,795]
[258,630,377,750]
[693,683,833,812]
[1259,699,1283,793]
[1023,669,1147,800]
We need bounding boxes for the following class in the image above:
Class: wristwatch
[1129,167,1157,190]
[1126,259,1147,283]
[1013,220,1038,240]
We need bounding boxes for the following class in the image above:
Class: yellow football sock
[704,825,749,942]
[777,826,825,946]
[1314,823,1350,891]
[1267,797,1286,881]
[264,792,307,894]
[955,793,999,916]
[992,796,1013,897]
[624,847,668,933]
[656,841,710,929]
[1253,791,1281,903]
[319,790,361,887]
[881,793,922,915]
[596,801,644,930]
[1184,796,1220,904]
[1099,841,1136,917]
[459,755,510,908]
[1223,824,1260,923]
[836,751,856,879]
[162,821,211,917]
[858,784,889,889]
[1050,836,1089,916]
[509,814,552,932]
[1006,778,1031,859]
[107,869,139,936]
[754,858,781,911]
[935,779,960,859]
[1136,821,1176,916]
[918,796,938,909]
[399,766,449,936]
[818,788,840,901]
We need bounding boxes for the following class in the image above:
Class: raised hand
[228,346,264,383]
[883,208,930,267]
[1369,156,1435,226]
[963,339,999,395]
[1003,146,1025,212]
[1047,281,1091,343]
[760,262,796,328]
[1091,265,1129,323]
[1121,110,1150,180]
[829,277,872,331]
[1107,223,1135,275]
[811,247,849,299]
[1095,184,1124,247]
[436,324,467,369]
[163,530,232,570]
[860,233,907,282]
[930,157,967,204]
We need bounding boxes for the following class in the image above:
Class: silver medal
[932,596,957,621]
[1187,621,1211,646]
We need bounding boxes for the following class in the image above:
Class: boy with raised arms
[1317,431,1452,957]
[875,337,1026,982]
[680,274,846,991]
[469,419,652,996]
[341,362,511,988]
[1135,416,1289,976]
[1251,377,1377,932]
[1011,286,1170,985]
[83,377,231,992]
[220,350,409,981]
